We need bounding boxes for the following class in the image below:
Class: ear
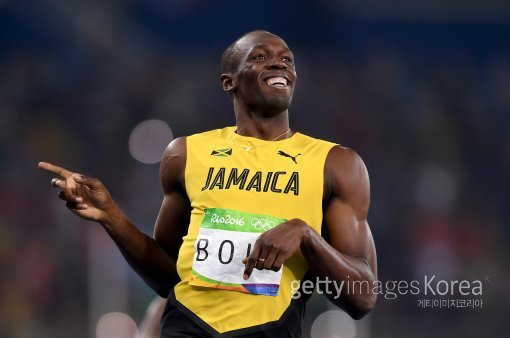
[220,74,236,93]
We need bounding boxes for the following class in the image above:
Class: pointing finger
[38,162,73,179]
[243,244,261,280]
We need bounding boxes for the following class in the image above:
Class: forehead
[237,33,292,55]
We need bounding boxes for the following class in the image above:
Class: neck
[233,99,291,141]
[234,112,290,141]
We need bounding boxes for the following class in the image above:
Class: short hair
[220,30,276,74]
[220,40,241,74]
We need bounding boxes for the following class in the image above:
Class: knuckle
[257,241,267,249]
[270,243,281,251]
[258,237,272,247]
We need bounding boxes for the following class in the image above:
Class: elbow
[154,285,171,298]
[144,274,177,299]
[349,306,372,320]
[347,293,377,320]
[326,289,377,320]
[149,277,175,298]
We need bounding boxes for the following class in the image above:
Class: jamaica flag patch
[211,148,232,157]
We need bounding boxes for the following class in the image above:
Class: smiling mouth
[265,77,289,88]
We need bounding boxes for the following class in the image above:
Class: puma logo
[277,150,302,164]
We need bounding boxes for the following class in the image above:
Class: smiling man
[39,30,377,337]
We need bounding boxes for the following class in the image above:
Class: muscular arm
[243,145,377,319]
[38,137,190,298]
[300,146,377,318]
[152,137,191,289]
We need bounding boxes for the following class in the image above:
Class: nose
[267,58,287,70]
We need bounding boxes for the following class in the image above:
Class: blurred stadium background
[1,0,509,337]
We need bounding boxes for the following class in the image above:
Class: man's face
[232,32,297,115]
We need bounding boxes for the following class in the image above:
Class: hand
[38,162,117,223]
[242,218,309,280]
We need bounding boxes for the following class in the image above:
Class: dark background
[1,1,509,337]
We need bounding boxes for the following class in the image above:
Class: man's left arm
[242,146,377,319]
[300,145,377,319]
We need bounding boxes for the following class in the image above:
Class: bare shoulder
[162,136,187,159]
[160,137,187,191]
[324,145,370,202]
[326,145,366,171]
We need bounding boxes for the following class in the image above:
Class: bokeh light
[96,312,138,338]
[310,310,357,338]
[128,119,173,164]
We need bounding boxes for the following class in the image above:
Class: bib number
[189,208,286,296]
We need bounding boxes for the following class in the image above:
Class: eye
[252,54,267,61]
[283,56,294,64]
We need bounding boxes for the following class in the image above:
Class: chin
[264,89,293,110]
[242,86,293,115]
[259,97,292,116]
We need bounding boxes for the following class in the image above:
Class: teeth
[266,77,288,87]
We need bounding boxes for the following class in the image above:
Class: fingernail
[51,179,60,186]
[76,197,83,203]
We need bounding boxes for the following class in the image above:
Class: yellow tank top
[173,126,336,334]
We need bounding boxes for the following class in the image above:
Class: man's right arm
[104,137,190,297]
[38,137,190,298]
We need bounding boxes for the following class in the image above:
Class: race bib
[189,208,286,296]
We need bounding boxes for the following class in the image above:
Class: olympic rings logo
[251,218,276,231]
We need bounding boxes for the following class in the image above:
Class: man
[39,30,377,337]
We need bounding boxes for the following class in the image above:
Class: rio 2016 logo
[209,213,278,231]
[210,213,245,226]
[251,218,277,231]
